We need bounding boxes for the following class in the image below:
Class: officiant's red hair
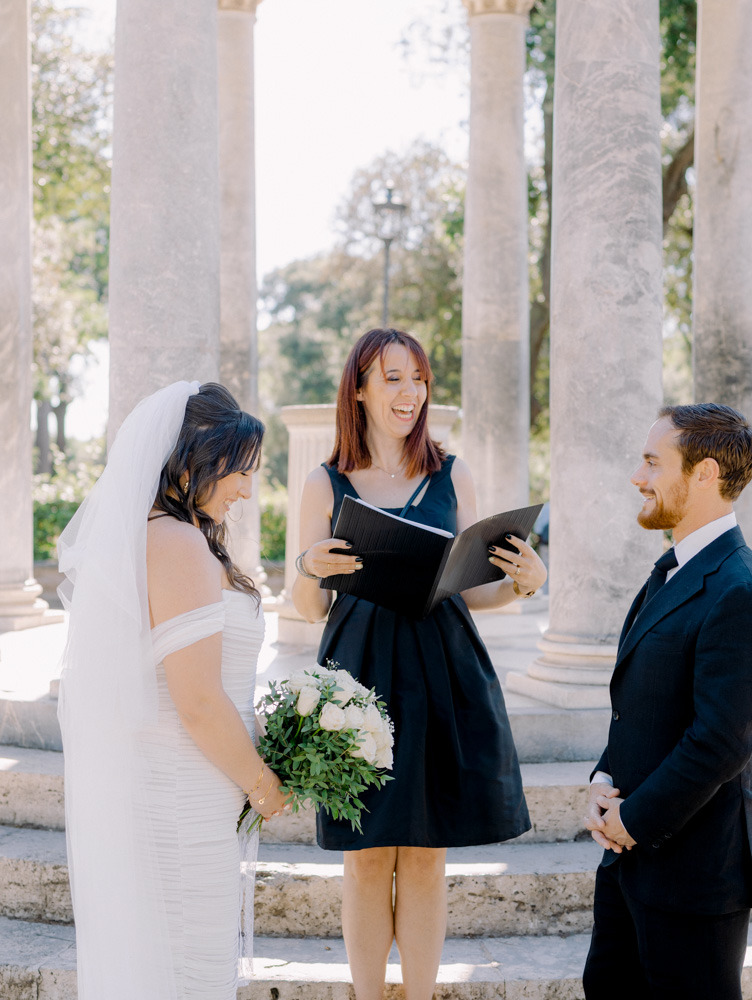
[328,328,445,479]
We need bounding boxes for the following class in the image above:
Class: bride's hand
[301,537,363,578]
[248,765,291,819]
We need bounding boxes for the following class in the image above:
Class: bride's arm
[147,521,288,816]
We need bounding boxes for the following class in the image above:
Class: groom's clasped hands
[584,781,637,852]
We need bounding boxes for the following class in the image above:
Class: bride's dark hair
[150,383,264,603]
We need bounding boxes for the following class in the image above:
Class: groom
[583,403,752,1000]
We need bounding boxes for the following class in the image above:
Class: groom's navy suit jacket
[595,525,752,915]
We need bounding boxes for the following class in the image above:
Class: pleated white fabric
[142,591,264,999]
[57,381,203,1000]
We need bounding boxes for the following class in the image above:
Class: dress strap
[399,475,431,517]
[151,601,225,664]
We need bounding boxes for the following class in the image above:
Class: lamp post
[372,181,407,328]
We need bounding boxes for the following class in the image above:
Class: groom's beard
[637,477,689,531]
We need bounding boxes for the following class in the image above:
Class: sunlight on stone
[445,863,509,875]
[437,963,488,983]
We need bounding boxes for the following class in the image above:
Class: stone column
[108,0,221,441]
[274,404,459,646]
[506,0,664,708]
[274,406,337,646]
[693,0,752,532]
[461,0,533,519]
[217,0,263,577]
[0,0,58,631]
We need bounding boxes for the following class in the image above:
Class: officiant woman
[292,327,546,1000]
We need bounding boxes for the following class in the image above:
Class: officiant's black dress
[317,456,531,850]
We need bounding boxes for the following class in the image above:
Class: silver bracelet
[295,550,318,580]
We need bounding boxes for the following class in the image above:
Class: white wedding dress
[144,590,264,999]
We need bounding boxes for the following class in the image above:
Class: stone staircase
[0,745,602,998]
[3,611,752,998]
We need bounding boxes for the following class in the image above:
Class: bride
[57,381,288,1000]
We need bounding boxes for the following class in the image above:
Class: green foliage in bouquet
[240,662,394,834]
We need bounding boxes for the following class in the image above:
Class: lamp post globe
[372,180,407,328]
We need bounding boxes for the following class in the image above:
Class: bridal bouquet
[240,661,394,834]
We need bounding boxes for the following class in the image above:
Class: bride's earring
[182,480,189,496]
[227,502,243,523]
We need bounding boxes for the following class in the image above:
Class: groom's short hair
[659,403,752,501]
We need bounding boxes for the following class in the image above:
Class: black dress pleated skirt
[316,457,531,851]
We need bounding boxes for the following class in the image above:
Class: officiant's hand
[488,535,546,596]
[301,538,363,578]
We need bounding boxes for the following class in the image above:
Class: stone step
[0,691,609,762]
[0,915,592,999]
[0,747,65,831]
[3,918,752,999]
[0,824,601,936]
[0,610,613,761]
[0,746,595,844]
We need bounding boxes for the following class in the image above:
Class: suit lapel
[618,584,648,649]
[615,526,746,670]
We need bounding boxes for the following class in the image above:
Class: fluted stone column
[507,0,664,709]
[693,0,752,533]
[0,0,58,632]
[108,0,221,440]
[274,406,338,646]
[461,0,533,519]
[274,404,459,646]
[218,0,263,577]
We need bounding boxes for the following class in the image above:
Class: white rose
[374,745,393,769]
[349,731,378,764]
[332,670,358,707]
[343,704,365,731]
[296,685,320,717]
[287,670,316,694]
[374,729,393,753]
[319,702,347,731]
[362,704,385,733]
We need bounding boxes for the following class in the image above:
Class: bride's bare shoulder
[147,517,219,579]
[147,517,222,620]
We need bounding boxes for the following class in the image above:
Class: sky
[64,0,470,439]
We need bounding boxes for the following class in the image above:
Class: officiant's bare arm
[452,458,547,610]
[292,467,361,623]
[147,520,288,817]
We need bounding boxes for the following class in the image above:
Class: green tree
[259,142,465,486]
[401,0,698,428]
[31,0,112,465]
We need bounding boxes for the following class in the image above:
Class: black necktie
[642,548,679,606]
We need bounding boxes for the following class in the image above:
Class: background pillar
[217,0,264,577]
[108,0,221,440]
[507,0,664,708]
[692,0,752,532]
[461,0,533,519]
[0,0,58,631]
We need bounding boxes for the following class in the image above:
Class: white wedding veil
[57,380,200,1000]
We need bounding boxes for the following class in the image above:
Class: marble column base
[506,633,616,709]
[267,593,325,647]
[0,581,64,632]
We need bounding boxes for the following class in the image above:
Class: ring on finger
[515,566,521,576]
